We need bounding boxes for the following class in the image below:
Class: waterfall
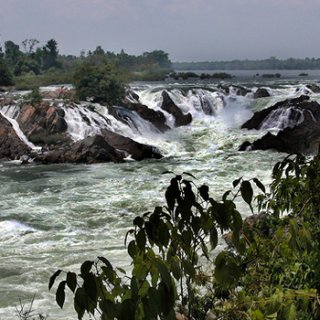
[0,106,41,151]
[260,107,304,130]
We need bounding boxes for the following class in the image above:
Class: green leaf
[66,272,77,293]
[170,257,182,281]
[49,269,62,290]
[56,280,66,309]
[285,304,296,320]
[154,259,172,289]
[240,180,253,206]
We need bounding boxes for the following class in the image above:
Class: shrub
[73,59,125,105]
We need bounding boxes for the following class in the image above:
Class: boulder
[218,84,250,96]
[101,129,162,161]
[122,102,170,132]
[306,84,320,93]
[254,88,270,99]
[17,102,70,145]
[0,114,31,160]
[241,95,311,130]
[35,135,123,164]
[239,96,320,154]
[160,91,192,127]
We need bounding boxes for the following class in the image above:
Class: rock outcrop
[161,91,192,127]
[254,88,270,99]
[101,129,162,161]
[239,95,320,154]
[17,103,69,146]
[0,114,31,160]
[35,135,123,164]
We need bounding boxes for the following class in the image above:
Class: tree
[0,59,14,86]
[4,40,22,69]
[21,38,39,55]
[41,39,61,70]
[73,58,125,105]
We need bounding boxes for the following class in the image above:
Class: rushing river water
[1,72,320,319]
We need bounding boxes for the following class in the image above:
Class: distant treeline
[173,57,320,70]
[0,38,172,87]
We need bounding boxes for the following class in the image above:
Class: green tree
[41,39,61,70]
[0,59,14,86]
[4,40,22,69]
[73,58,125,105]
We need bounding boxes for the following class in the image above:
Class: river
[0,72,319,319]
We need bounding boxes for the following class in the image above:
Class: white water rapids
[1,77,320,319]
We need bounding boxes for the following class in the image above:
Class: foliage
[49,154,320,319]
[23,88,42,106]
[14,71,73,90]
[0,59,14,86]
[73,58,126,105]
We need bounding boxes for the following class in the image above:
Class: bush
[50,155,320,319]
[73,59,125,105]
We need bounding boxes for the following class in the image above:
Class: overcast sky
[0,0,319,61]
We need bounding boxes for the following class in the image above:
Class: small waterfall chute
[259,107,304,130]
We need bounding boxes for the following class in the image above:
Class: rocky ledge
[0,88,192,164]
[239,95,320,154]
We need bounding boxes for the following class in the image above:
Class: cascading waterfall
[0,106,40,151]
[259,107,304,130]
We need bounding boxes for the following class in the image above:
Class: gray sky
[0,0,319,62]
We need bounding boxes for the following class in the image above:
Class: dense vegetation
[0,38,172,88]
[50,154,320,319]
[173,57,320,70]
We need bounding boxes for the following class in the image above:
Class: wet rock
[254,87,270,99]
[36,135,123,164]
[161,91,192,127]
[239,95,320,154]
[17,102,70,145]
[306,84,320,93]
[218,84,250,96]
[101,129,162,161]
[122,102,170,132]
[0,114,31,160]
[241,95,311,130]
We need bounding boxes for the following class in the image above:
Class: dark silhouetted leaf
[56,280,66,309]
[98,256,113,270]
[210,227,218,249]
[49,269,62,290]
[253,178,266,193]
[240,180,253,205]
[81,261,94,276]
[233,177,242,188]
[66,272,77,293]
